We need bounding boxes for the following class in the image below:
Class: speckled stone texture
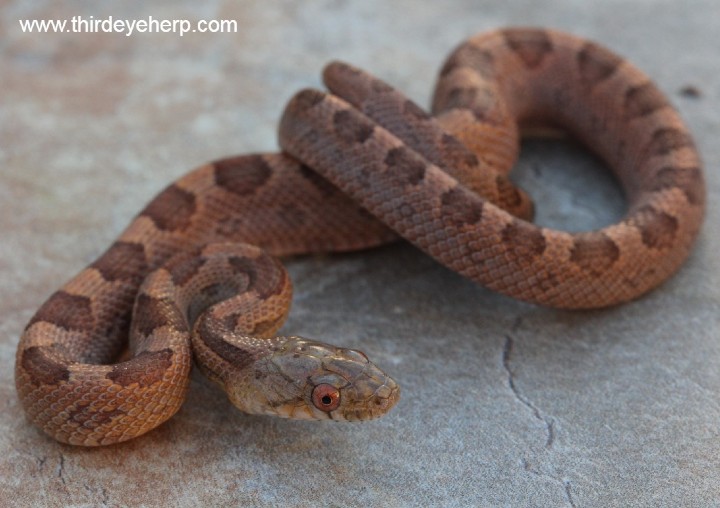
[1,1,719,506]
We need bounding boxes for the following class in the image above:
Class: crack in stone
[56,452,66,486]
[564,480,577,508]
[506,322,575,506]
[35,454,47,469]
[522,459,577,508]
[83,482,110,507]
[502,334,554,448]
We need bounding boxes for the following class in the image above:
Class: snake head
[227,337,400,421]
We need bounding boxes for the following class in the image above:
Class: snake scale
[16,28,705,446]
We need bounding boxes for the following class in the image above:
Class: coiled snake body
[15,28,705,446]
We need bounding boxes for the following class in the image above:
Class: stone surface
[1,1,719,506]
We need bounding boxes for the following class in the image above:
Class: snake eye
[312,384,341,412]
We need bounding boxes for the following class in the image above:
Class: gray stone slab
[1,1,718,506]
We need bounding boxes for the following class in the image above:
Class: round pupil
[321,395,333,405]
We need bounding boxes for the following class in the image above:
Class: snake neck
[189,311,284,385]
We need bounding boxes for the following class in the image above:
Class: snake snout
[340,373,400,422]
[318,347,400,422]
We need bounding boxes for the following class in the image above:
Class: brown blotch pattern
[501,220,547,258]
[106,349,174,387]
[503,29,553,68]
[495,175,523,208]
[91,241,147,283]
[569,232,621,274]
[217,312,242,332]
[290,89,326,112]
[333,110,375,144]
[68,405,125,430]
[140,184,196,232]
[261,260,286,300]
[444,87,478,110]
[440,187,484,226]
[227,256,258,288]
[651,166,704,206]
[196,317,255,369]
[251,318,281,336]
[440,44,495,79]
[440,86,497,122]
[440,133,480,168]
[228,255,285,300]
[20,346,70,385]
[97,310,131,353]
[634,206,679,250]
[186,282,239,326]
[624,83,668,118]
[402,99,430,121]
[645,128,693,158]
[326,61,361,79]
[133,294,180,337]
[470,101,499,124]
[27,291,94,332]
[278,203,308,228]
[299,163,338,197]
[370,78,394,94]
[577,42,623,86]
[214,155,272,197]
[169,255,206,287]
[384,147,427,186]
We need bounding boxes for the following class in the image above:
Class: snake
[15,28,705,446]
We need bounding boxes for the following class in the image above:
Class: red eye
[312,384,341,412]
